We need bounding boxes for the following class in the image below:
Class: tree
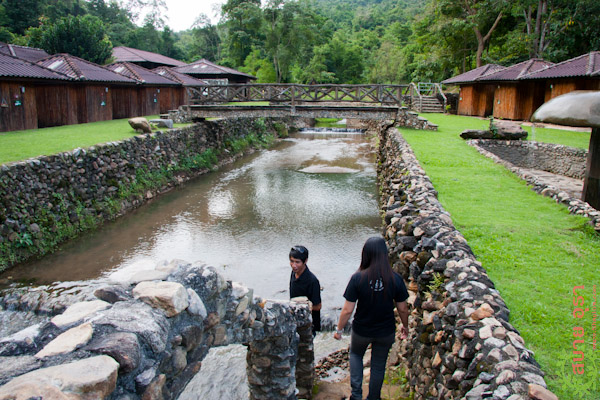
[437,0,506,67]
[29,15,113,64]
[221,0,263,67]
[0,0,44,35]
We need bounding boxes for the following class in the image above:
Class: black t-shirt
[343,271,408,337]
[290,266,322,332]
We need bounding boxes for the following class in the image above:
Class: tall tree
[221,0,263,67]
[0,0,44,35]
[28,14,113,64]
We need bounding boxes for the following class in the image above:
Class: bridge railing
[187,84,412,105]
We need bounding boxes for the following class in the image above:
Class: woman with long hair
[334,236,409,400]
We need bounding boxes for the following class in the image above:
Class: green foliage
[28,15,113,64]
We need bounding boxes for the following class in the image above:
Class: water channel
[1,128,381,397]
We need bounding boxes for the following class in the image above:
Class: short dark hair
[289,245,309,262]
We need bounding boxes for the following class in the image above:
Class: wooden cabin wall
[36,85,77,128]
[0,82,37,132]
[517,81,546,120]
[475,84,495,117]
[139,87,160,116]
[458,85,475,116]
[493,84,519,119]
[85,85,112,123]
[157,87,181,114]
[111,86,140,119]
[544,78,600,101]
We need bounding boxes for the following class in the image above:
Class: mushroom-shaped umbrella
[531,90,600,210]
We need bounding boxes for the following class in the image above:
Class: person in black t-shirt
[289,245,322,333]
[333,237,409,400]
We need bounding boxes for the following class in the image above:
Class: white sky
[163,0,227,31]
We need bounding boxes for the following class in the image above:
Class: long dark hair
[359,236,394,298]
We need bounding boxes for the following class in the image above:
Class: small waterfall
[299,127,365,134]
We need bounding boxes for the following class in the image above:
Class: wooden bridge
[181,83,446,119]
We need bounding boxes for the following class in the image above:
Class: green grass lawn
[0,116,190,165]
[522,124,591,149]
[403,113,599,399]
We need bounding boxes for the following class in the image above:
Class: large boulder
[149,118,174,129]
[491,119,528,139]
[128,117,152,134]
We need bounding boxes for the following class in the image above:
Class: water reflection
[1,132,381,321]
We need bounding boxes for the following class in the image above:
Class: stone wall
[469,139,600,232]
[0,118,289,271]
[0,260,314,399]
[377,126,558,400]
[472,139,587,179]
[347,107,438,131]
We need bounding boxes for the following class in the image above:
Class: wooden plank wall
[36,85,77,128]
[493,84,519,120]
[457,85,475,116]
[0,82,37,132]
[140,87,160,116]
[85,85,113,123]
[545,78,600,101]
[158,87,184,114]
[111,86,141,119]
[475,84,495,117]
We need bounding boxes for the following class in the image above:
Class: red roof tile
[442,64,506,84]
[477,59,554,81]
[107,62,181,85]
[173,59,256,80]
[523,52,600,79]
[152,66,207,86]
[38,54,136,84]
[0,52,70,81]
[112,46,186,67]
[0,42,49,63]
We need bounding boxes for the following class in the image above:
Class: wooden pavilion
[173,59,256,84]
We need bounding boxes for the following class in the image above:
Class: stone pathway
[520,168,583,199]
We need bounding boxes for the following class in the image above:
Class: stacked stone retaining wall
[0,260,314,399]
[377,126,558,400]
[0,118,294,271]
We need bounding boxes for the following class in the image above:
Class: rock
[86,332,141,373]
[490,120,528,139]
[94,301,169,353]
[460,129,493,139]
[129,117,152,134]
[149,119,174,129]
[0,324,42,356]
[531,90,600,128]
[528,383,558,400]
[142,374,167,400]
[471,303,494,320]
[133,281,189,317]
[51,300,111,328]
[94,285,131,303]
[186,288,207,318]
[0,356,42,385]
[0,355,119,399]
[35,322,94,359]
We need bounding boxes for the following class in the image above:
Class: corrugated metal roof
[38,54,136,84]
[0,52,70,80]
[0,42,49,63]
[477,59,554,81]
[107,62,181,85]
[442,64,506,84]
[112,46,187,67]
[523,52,600,79]
[174,59,256,79]
[153,66,207,86]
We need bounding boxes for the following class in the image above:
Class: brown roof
[477,59,554,82]
[523,51,600,79]
[442,64,505,84]
[38,54,136,84]
[107,62,181,86]
[152,66,207,86]
[112,46,186,67]
[0,42,49,63]
[173,59,256,80]
[0,52,70,81]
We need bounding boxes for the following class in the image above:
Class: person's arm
[396,301,409,339]
[333,300,355,340]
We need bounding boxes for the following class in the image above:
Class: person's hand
[400,325,408,340]
[333,331,342,340]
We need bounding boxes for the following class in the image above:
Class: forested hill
[1,0,598,84]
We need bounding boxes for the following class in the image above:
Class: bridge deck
[185,104,400,120]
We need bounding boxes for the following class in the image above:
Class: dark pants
[349,331,395,400]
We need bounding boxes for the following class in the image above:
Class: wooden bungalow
[106,62,182,116]
[477,59,554,120]
[173,59,256,84]
[522,52,600,102]
[442,64,505,117]
[0,52,71,132]
[112,46,187,70]
[37,54,137,127]
[152,66,206,111]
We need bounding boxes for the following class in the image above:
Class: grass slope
[0,115,190,165]
[401,113,599,399]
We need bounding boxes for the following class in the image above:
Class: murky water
[1,131,381,324]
